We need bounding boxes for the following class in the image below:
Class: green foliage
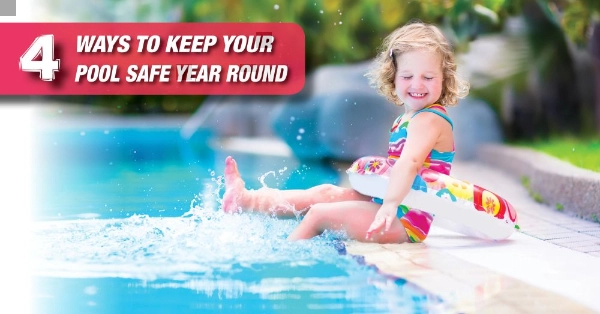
[45,0,600,117]
[536,0,600,45]
[47,0,515,113]
[520,176,545,203]
[518,137,600,172]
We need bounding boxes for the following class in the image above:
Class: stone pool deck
[341,160,600,313]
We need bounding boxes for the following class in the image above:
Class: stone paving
[451,160,600,256]
[346,240,595,313]
[336,157,600,312]
[478,144,600,224]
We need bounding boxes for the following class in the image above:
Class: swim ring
[347,156,519,240]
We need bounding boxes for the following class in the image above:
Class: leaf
[561,0,591,45]
[419,0,450,19]
[380,0,406,28]
[480,0,505,12]
[535,0,561,27]
[473,4,500,24]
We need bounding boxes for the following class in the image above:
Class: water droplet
[299,128,305,134]
[80,131,86,136]
[83,286,98,295]
[339,21,342,24]
[274,4,279,10]
[103,130,110,134]
[296,135,302,140]
[320,10,323,14]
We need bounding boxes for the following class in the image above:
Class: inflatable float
[347,156,519,240]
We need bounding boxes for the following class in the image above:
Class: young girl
[222,21,469,244]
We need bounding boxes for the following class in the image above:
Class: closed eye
[401,76,412,80]
[424,77,434,81]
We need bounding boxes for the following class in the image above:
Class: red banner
[0,23,305,95]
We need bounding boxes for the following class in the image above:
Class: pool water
[32,125,446,313]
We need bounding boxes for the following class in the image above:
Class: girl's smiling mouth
[409,92,427,98]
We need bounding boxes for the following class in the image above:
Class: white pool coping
[426,226,600,312]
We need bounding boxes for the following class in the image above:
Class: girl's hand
[365,204,398,240]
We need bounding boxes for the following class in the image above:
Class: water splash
[31,177,446,314]
[258,171,276,188]
[33,208,348,281]
[32,171,353,282]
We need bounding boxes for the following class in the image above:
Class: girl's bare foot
[222,156,248,213]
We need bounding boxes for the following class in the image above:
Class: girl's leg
[287,201,409,244]
[222,156,370,217]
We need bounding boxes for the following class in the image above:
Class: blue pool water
[32,123,446,313]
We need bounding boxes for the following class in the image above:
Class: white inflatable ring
[347,156,519,240]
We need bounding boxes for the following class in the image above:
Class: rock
[316,91,400,161]
[308,61,375,96]
[181,95,285,139]
[448,98,503,160]
[271,95,328,160]
[272,61,401,161]
[183,62,503,163]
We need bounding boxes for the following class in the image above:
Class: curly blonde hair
[366,21,469,107]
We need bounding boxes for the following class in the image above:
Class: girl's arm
[365,112,446,239]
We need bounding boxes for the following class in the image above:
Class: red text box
[0,23,305,95]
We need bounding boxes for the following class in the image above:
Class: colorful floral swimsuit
[373,104,454,243]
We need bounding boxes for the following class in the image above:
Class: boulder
[182,61,503,162]
[448,98,504,160]
[272,61,401,161]
[181,95,285,139]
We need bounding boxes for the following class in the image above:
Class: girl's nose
[411,79,425,89]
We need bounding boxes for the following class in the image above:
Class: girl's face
[394,50,443,112]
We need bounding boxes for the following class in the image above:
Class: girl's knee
[305,203,326,217]
[313,184,338,194]
[304,202,334,226]
[316,184,353,199]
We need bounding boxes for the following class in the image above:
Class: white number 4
[19,35,61,81]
